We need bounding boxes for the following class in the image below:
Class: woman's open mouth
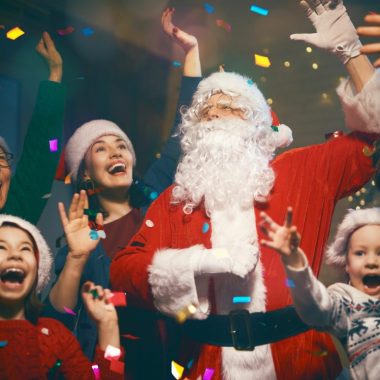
[0,268,26,289]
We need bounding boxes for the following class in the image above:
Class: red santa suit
[111,70,380,379]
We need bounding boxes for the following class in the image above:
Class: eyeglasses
[0,152,14,168]
[197,94,243,120]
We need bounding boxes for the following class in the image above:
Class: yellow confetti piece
[6,26,25,40]
[175,304,197,324]
[254,54,271,68]
[171,361,185,379]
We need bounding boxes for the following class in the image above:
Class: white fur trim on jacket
[148,245,209,319]
[65,119,136,181]
[337,69,380,134]
[0,214,52,293]
[326,207,380,267]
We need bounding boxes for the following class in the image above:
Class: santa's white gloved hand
[290,0,362,64]
[191,248,233,275]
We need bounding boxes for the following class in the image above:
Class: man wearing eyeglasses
[0,32,65,224]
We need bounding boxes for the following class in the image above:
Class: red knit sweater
[0,318,123,380]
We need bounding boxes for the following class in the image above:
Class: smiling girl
[0,214,123,379]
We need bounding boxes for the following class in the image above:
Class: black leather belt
[182,306,309,351]
[118,305,309,351]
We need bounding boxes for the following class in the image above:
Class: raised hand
[36,31,63,82]
[161,7,198,54]
[58,190,103,261]
[290,0,362,64]
[260,208,301,260]
[357,14,380,67]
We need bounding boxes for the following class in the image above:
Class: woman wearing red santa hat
[111,1,380,379]
[0,214,124,379]
[43,8,203,380]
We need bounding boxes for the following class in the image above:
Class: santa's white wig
[171,72,290,214]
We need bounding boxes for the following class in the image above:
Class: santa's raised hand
[290,0,362,64]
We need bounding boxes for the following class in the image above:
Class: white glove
[191,248,233,275]
[290,0,362,63]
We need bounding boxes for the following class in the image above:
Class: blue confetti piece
[89,230,98,240]
[247,79,254,86]
[172,60,182,67]
[250,5,269,16]
[233,296,251,304]
[150,191,158,200]
[0,341,8,348]
[202,222,210,233]
[285,279,295,288]
[187,359,194,369]
[204,3,215,14]
[82,27,95,36]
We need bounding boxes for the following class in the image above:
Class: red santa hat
[193,72,293,148]
[326,207,380,267]
[60,119,136,182]
[0,214,52,293]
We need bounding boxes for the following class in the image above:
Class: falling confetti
[145,219,154,228]
[41,193,52,199]
[90,289,99,299]
[216,19,231,32]
[92,364,101,380]
[41,328,49,335]
[57,26,75,36]
[6,27,25,40]
[250,5,269,16]
[108,292,127,307]
[0,341,8,348]
[49,138,58,152]
[104,345,122,361]
[64,174,72,184]
[82,27,95,36]
[172,60,182,67]
[204,3,215,14]
[110,360,125,374]
[324,130,343,140]
[285,278,295,288]
[90,230,99,240]
[171,361,185,379]
[232,296,251,304]
[254,54,271,68]
[203,368,215,380]
[187,359,194,369]
[47,360,62,377]
[202,222,209,233]
[63,306,77,316]
[84,208,99,218]
[122,334,140,340]
[175,304,197,324]
[247,79,254,86]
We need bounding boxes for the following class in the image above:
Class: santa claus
[111,2,380,378]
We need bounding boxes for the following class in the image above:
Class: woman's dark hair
[1,222,42,324]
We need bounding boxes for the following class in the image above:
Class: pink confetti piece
[92,364,101,380]
[108,292,127,307]
[203,368,215,380]
[63,306,77,316]
[49,138,58,152]
[57,26,75,36]
[216,19,231,32]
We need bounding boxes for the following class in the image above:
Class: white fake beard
[172,118,275,214]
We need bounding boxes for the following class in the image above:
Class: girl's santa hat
[193,71,293,148]
[0,214,52,293]
[326,207,380,267]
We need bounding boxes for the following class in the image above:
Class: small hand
[357,14,380,67]
[259,208,300,258]
[161,8,198,53]
[36,32,63,82]
[81,281,118,325]
[58,190,103,260]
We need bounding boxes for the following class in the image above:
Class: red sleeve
[273,132,377,201]
[110,187,173,309]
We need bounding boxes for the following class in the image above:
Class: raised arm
[49,191,103,312]
[3,32,66,223]
[290,0,375,91]
[142,9,202,197]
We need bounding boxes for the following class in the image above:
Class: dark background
[0,0,379,285]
